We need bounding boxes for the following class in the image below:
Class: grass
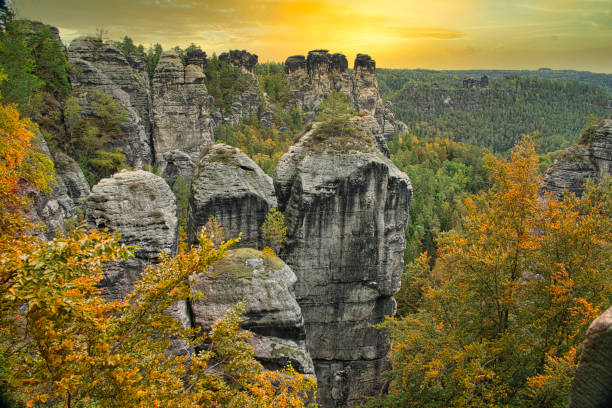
[209,247,285,280]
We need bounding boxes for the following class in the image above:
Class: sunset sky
[15,0,612,72]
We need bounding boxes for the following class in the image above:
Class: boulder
[569,307,612,408]
[190,247,314,375]
[541,119,612,199]
[274,116,412,407]
[188,144,277,249]
[86,170,178,300]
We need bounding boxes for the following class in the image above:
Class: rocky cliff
[285,50,407,139]
[27,138,90,240]
[67,38,153,167]
[569,307,612,408]
[274,116,412,407]
[151,50,216,170]
[188,144,277,248]
[541,119,612,198]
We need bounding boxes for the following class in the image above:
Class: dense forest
[377,69,612,153]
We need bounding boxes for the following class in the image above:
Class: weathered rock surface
[190,247,314,375]
[86,170,178,300]
[569,307,612,408]
[541,119,612,199]
[284,50,407,139]
[26,139,89,240]
[152,51,216,170]
[52,151,91,205]
[67,38,152,167]
[219,49,258,73]
[161,149,196,190]
[274,117,412,407]
[216,50,261,126]
[188,144,277,248]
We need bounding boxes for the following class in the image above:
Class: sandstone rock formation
[217,50,261,126]
[219,49,258,73]
[541,119,612,199]
[284,50,407,139]
[188,144,277,249]
[67,38,152,167]
[190,247,314,375]
[26,138,90,240]
[274,117,412,407]
[152,50,216,170]
[569,307,612,408]
[86,170,178,300]
[52,151,91,205]
[463,75,489,89]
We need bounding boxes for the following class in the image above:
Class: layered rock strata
[151,50,216,170]
[569,307,612,408]
[274,117,412,407]
[284,50,407,138]
[67,38,152,167]
[86,170,178,300]
[188,144,276,248]
[190,247,315,375]
[27,138,90,240]
[541,119,612,199]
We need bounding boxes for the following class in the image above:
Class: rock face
[541,119,612,199]
[86,170,178,300]
[67,38,153,167]
[152,51,216,170]
[569,307,612,408]
[274,117,412,407]
[190,247,314,375]
[219,49,258,73]
[284,50,407,139]
[463,75,489,89]
[217,50,261,126]
[188,144,277,248]
[27,138,90,240]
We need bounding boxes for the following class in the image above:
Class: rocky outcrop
[219,49,258,73]
[86,170,178,300]
[569,307,612,408]
[541,119,612,199]
[274,117,412,407]
[52,151,91,205]
[151,51,216,170]
[26,138,89,240]
[67,38,152,167]
[188,144,276,248]
[216,50,261,126]
[190,247,314,375]
[463,75,489,89]
[284,50,407,139]
[161,149,196,190]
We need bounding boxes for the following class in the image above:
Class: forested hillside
[378,69,612,153]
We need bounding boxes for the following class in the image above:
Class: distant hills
[377,68,612,153]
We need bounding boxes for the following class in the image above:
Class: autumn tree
[372,137,612,407]
[261,207,288,255]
